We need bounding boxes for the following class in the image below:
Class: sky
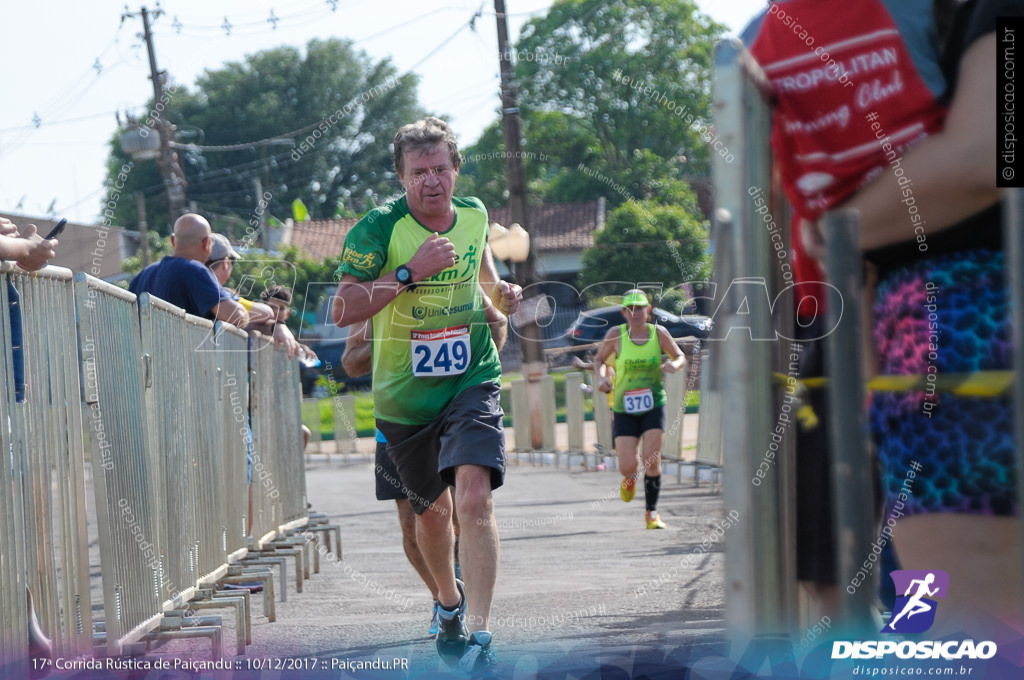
[0,0,766,225]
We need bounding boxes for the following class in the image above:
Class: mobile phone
[44,219,67,240]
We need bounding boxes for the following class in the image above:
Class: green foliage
[103,38,426,235]
[457,0,725,209]
[578,201,709,301]
[658,287,693,315]
[119,231,174,275]
[229,244,340,336]
[516,0,722,173]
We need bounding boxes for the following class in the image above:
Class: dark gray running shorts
[376,382,506,515]
[375,440,406,501]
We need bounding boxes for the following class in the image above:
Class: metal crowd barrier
[216,323,251,565]
[0,271,27,675]
[0,264,93,674]
[504,364,701,476]
[138,294,250,608]
[0,264,317,665]
[249,334,308,549]
[270,341,309,532]
[183,313,233,587]
[712,38,799,640]
[822,212,875,634]
[1006,189,1024,612]
[711,36,1024,643]
[74,274,163,656]
[15,266,92,660]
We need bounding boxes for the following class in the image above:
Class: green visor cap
[621,290,650,307]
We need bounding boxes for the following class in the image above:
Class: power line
[152,7,482,156]
[0,110,122,134]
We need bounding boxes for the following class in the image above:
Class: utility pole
[136,192,150,267]
[124,6,186,222]
[494,0,534,282]
[494,0,547,448]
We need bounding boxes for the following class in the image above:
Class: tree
[578,201,709,302]
[458,0,724,209]
[103,38,425,236]
[230,245,340,336]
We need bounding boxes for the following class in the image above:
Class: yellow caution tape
[772,370,1014,398]
[769,370,1014,432]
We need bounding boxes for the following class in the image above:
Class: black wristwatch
[395,264,416,291]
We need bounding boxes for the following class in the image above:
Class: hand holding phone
[44,219,67,240]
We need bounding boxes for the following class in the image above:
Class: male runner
[332,117,521,675]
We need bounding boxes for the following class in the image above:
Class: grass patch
[303,371,699,439]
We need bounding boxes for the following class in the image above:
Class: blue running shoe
[458,631,499,678]
[435,580,467,666]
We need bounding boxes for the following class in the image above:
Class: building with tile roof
[0,212,138,282]
[281,198,606,284]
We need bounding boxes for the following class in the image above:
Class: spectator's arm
[837,34,1000,251]
[272,322,301,359]
[341,319,372,378]
[246,301,276,326]
[298,343,318,363]
[0,223,57,272]
[212,298,249,328]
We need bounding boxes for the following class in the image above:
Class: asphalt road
[221,451,731,679]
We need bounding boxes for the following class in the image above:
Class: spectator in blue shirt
[129,213,248,326]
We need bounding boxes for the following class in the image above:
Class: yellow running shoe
[645,511,667,530]
[620,477,636,503]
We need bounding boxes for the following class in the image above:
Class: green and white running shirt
[612,324,666,414]
[337,196,501,425]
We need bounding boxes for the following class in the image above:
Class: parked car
[299,328,372,396]
[565,306,712,349]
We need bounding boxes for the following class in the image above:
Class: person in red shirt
[747,0,1021,628]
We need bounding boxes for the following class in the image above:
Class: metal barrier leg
[187,593,247,656]
[212,589,252,644]
[268,541,307,589]
[239,556,289,601]
[823,210,875,635]
[306,517,343,561]
[148,613,223,659]
[220,568,276,622]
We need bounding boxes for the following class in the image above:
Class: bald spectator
[129,214,248,327]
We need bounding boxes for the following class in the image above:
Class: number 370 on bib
[411,325,472,377]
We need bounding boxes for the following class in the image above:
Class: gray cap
[207,233,241,264]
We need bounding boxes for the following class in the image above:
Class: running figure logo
[882,570,949,634]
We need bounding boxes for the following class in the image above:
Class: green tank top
[612,323,666,414]
[337,196,501,425]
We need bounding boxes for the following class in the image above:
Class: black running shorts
[612,405,666,439]
[374,440,407,501]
